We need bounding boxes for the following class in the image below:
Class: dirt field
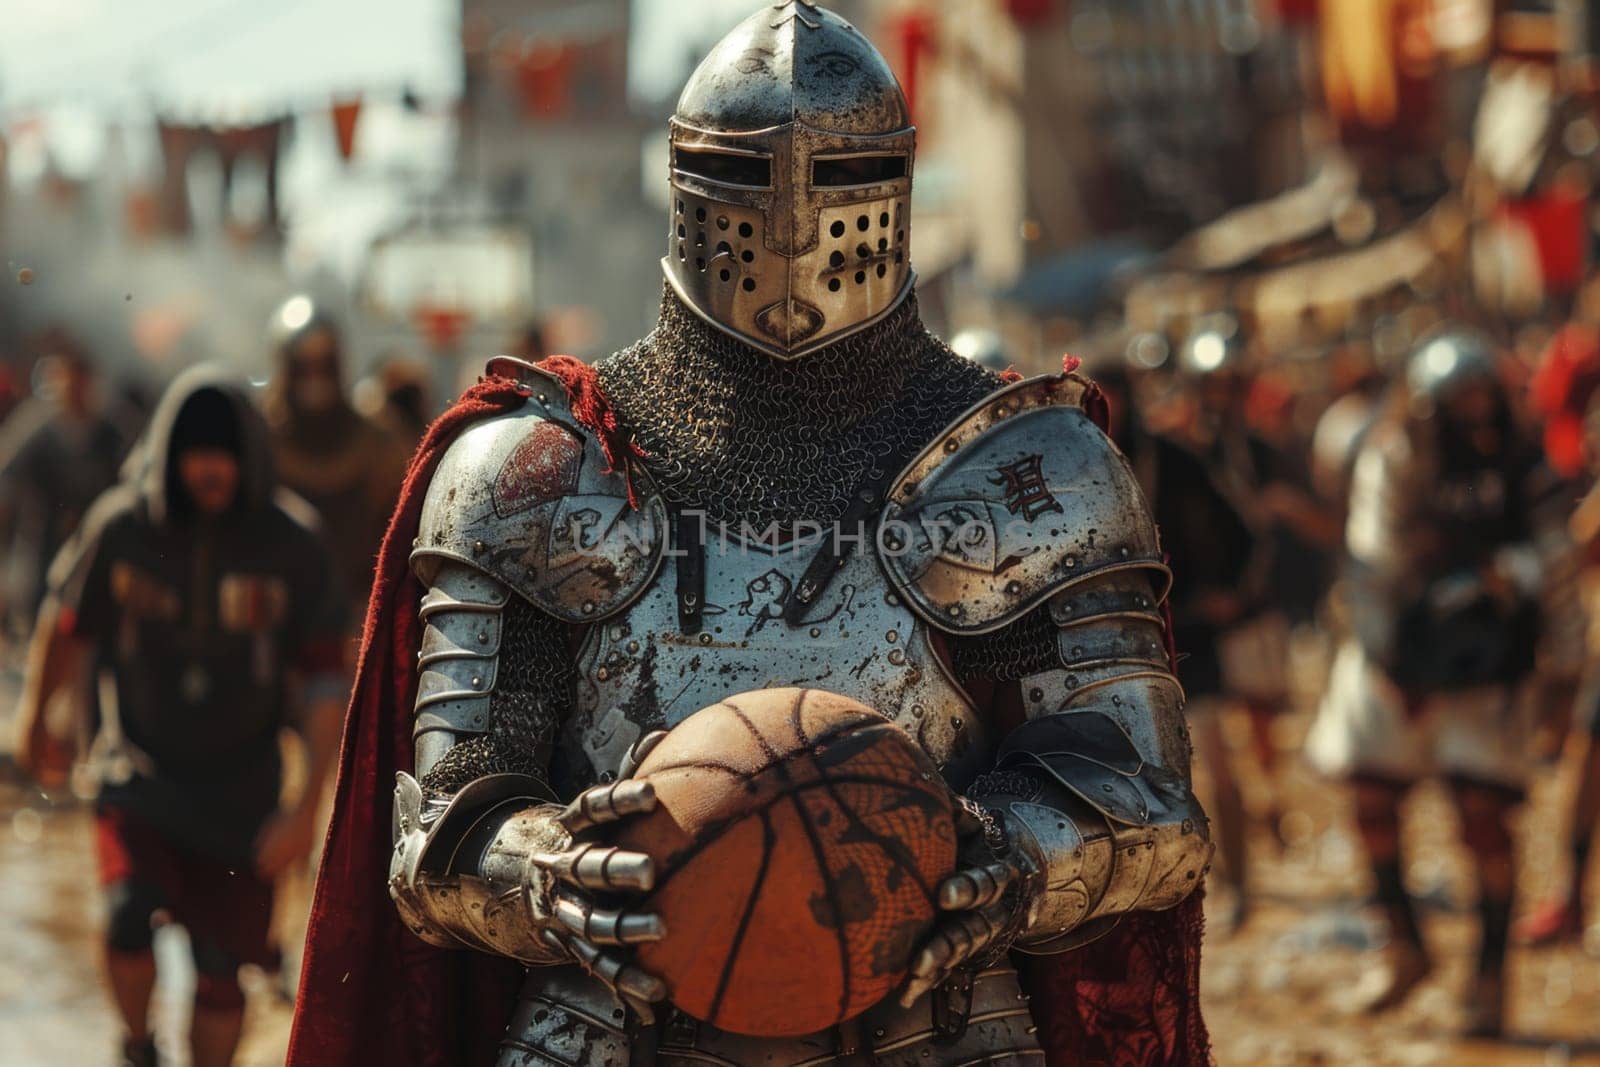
[2,651,1599,1066]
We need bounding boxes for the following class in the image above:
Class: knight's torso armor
[393,295,1208,1065]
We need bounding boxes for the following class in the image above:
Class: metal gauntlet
[391,772,571,963]
[974,571,1212,952]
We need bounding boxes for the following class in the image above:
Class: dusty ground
[2,645,1599,1066]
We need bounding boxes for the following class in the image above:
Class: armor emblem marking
[493,422,584,517]
[988,455,1063,522]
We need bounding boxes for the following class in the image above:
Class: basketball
[612,688,958,1037]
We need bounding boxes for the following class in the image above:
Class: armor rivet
[699,633,712,645]
[874,1029,885,1039]
[947,605,962,617]
[810,628,822,639]
[1102,784,1114,793]
[538,394,548,405]
[1071,646,1083,657]
[612,626,626,641]
[597,668,610,681]
[951,716,963,730]
[888,649,906,666]
[1005,581,1021,597]
[627,640,640,653]
[1112,695,1123,706]
[1120,546,1131,558]
[471,676,482,689]
[473,540,487,556]
[1067,676,1079,688]
[477,631,489,644]
[581,602,596,615]
[1029,688,1043,702]
[912,704,926,717]
[886,593,900,606]
[886,629,898,643]
[1065,556,1078,568]
[943,439,959,454]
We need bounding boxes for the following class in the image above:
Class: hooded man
[292,5,1211,1065]
[15,366,348,1067]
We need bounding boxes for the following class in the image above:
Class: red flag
[332,96,363,160]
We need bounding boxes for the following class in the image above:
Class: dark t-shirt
[52,486,346,863]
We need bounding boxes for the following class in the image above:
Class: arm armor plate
[885,379,1209,950]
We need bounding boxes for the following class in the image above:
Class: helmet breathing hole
[741,250,755,263]
[742,278,757,293]
[695,207,707,223]
[877,263,887,278]
[880,212,890,228]
[854,271,867,285]
[830,221,846,238]
[739,222,754,238]
[720,268,732,282]
[857,215,870,231]
[829,279,842,292]
[717,241,732,255]
[696,258,707,272]
[829,251,845,268]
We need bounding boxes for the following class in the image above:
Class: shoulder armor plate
[877,374,1169,635]
[413,365,668,624]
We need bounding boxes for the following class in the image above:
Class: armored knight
[376,4,1209,1063]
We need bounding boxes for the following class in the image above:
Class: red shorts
[95,806,276,970]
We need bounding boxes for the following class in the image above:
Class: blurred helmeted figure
[264,296,408,617]
[291,5,1212,1066]
[15,367,348,1067]
[0,332,130,637]
[1306,328,1553,1037]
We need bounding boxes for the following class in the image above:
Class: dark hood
[139,364,275,525]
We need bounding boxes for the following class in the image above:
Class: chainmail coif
[595,287,1001,529]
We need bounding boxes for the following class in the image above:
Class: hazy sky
[0,0,766,116]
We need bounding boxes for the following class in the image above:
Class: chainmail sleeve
[419,593,572,798]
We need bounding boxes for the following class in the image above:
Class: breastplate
[565,529,988,787]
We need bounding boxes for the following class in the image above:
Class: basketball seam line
[731,704,783,765]
[811,773,942,910]
[646,706,885,781]
[648,771,950,887]
[787,789,855,1024]
[707,807,778,1024]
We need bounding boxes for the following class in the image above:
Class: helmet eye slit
[812,154,908,187]
[676,148,773,188]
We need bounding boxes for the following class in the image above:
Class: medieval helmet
[663,1,915,360]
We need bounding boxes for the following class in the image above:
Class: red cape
[289,361,1209,1066]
